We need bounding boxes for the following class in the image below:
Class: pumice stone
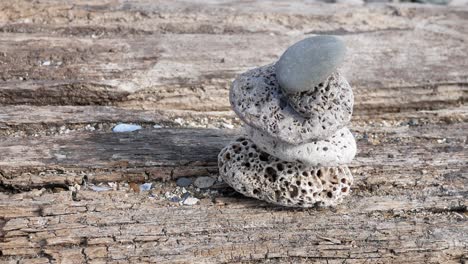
[247,126,356,167]
[286,72,353,118]
[218,138,353,207]
[230,64,353,144]
[276,35,346,94]
[219,35,356,207]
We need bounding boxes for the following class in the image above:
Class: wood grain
[0,1,466,113]
[0,0,467,263]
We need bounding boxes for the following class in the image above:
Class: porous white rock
[286,71,353,118]
[230,64,353,144]
[218,138,353,207]
[247,126,356,167]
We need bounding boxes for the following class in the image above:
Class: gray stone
[247,126,356,167]
[194,176,216,189]
[276,36,346,94]
[182,196,200,205]
[218,138,353,207]
[230,64,353,144]
[286,71,352,118]
[176,177,193,187]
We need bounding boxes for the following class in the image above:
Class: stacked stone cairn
[218,36,357,207]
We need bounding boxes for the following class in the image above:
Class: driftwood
[0,0,467,263]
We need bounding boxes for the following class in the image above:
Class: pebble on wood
[183,196,200,205]
[89,185,112,192]
[139,183,152,191]
[112,123,142,133]
[275,35,346,94]
[194,176,216,189]
[176,177,193,187]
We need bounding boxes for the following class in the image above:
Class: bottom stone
[218,137,353,208]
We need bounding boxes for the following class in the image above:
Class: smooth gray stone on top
[276,36,346,94]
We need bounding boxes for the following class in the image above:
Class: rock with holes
[276,35,346,94]
[247,126,356,167]
[218,138,353,207]
[230,64,353,144]
[286,72,353,118]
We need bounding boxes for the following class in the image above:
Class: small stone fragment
[170,196,180,202]
[194,176,216,189]
[89,185,112,192]
[139,183,152,191]
[183,196,200,205]
[112,123,142,133]
[176,177,193,187]
[276,36,346,94]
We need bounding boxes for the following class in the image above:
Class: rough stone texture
[0,1,467,263]
[247,126,357,166]
[286,71,353,118]
[194,176,216,189]
[276,36,346,94]
[230,64,352,144]
[218,137,353,207]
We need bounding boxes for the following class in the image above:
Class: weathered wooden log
[0,1,467,113]
[0,0,467,263]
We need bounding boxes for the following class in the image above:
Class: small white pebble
[89,185,112,192]
[54,153,66,160]
[108,182,117,190]
[140,183,152,191]
[183,197,199,205]
[222,123,234,129]
[113,123,142,133]
[85,125,95,131]
[174,118,184,125]
[153,124,163,129]
[41,60,51,66]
